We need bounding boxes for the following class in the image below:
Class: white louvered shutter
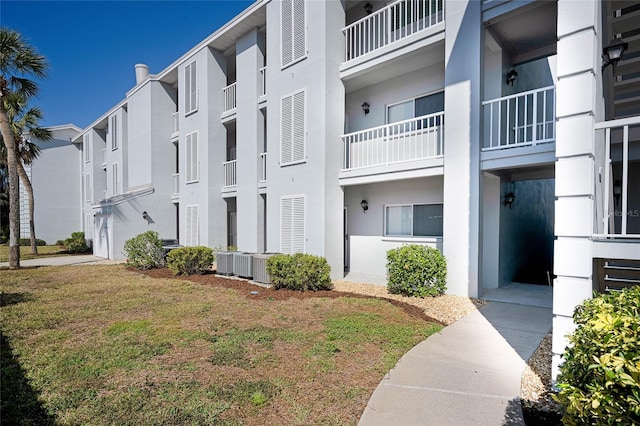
[280,195,305,254]
[281,94,293,164]
[292,0,306,62]
[280,90,305,165]
[281,0,293,67]
[185,205,199,246]
[186,132,198,182]
[281,0,306,67]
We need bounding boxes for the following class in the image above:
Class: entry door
[229,212,237,248]
[344,207,349,270]
[93,214,112,259]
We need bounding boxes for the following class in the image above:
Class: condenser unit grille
[253,253,275,284]
[216,252,234,275]
[233,253,254,278]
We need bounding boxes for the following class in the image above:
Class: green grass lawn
[0,265,441,425]
[0,245,67,263]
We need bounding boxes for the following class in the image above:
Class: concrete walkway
[0,255,122,268]
[359,301,552,425]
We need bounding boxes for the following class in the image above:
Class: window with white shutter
[110,115,118,150]
[185,131,199,183]
[112,163,119,196]
[280,90,306,165]
[84,174,92,202]
[185,61,198,114]
[185,204,199,246]
[280,195,306,254]
[84,134,91,163]
[281,0,306,68]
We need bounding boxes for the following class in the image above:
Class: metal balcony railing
[343,0,444,62]
[342,112,444,170]
[595,116,640,238]
[482,86,555,150]
[223,160,237,188]
[223,82,237,113]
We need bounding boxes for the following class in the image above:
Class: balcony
[171,112,179,142]
[223,160,237,188]
[259,152,267,183]
[223,82,237,113]
[259,67,266,97]
[340,112,444,183]
[102,148,107,168]
[172,173,179,202]
[482,86,555,151]
[343,0,444,63]
[595,116,640,239]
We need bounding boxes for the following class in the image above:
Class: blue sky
[1,0,254,129]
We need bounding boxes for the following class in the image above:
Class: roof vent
[135,63,149,84]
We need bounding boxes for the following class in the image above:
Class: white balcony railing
[223,82,237,113]
[342,112,444,170]
[259,152,267,182]
[595,116,640,238]
[482,86,555,151]
[223,160,237,188]
[102,148,107,165]
[172,112,179,135]
[172,173,179,196]
[343,0,444,62]
[259,67,266,97]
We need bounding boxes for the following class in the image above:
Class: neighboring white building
[31,0,640,379]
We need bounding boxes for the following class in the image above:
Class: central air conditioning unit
[215,252,234,275]
[253,253,277,284]
[233,252,254,278]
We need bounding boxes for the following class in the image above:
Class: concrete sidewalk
[0,255,122,268]
[359,301,552,425]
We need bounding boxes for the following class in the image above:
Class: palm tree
[0,28,48,268]
[0,92,52,254]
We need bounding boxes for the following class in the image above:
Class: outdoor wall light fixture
[602,37,628,71]
[361,102,370,115]
[364,3,373,14]
[142,211,149,220]
[613,179,622,206]
[504,192,515,208]
[506,69,518,86]
[360,199,369,212]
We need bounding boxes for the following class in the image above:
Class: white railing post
[259,152,267,182]
[172,173,179,195]
[259,67,266,97]
[223,82,237,112]
[172,112,179,134]
[223,160,237,187]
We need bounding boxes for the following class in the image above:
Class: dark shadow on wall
[500,179,555,285]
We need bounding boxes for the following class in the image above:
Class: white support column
[552,0,602,380]
[443,0,482,297]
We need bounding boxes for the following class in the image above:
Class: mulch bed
[139,268,441,324]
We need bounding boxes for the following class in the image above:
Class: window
[110,115,118,150]
[185,131,199,183]
[280,90,306,165]
[185,205,199,246]
[184,61,197,114]
[84,174,92,202]
[280,195,305,254]
[84,134,91,163]
[387,91,444,123]
[385,204,443,237]
[112,163,119,196]
[281,0,306,68]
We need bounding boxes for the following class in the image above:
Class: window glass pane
[415,92,444,116]
[386,206,412,235]
[387,100,413,124]
[413,204,443,236]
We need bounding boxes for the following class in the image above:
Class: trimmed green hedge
[63,232,88,254]
[123,231,164,270]
[554,286,640,425]
[166,246,214,275]
[386,244,447,297]
[18,238,46,246]
[266,253,332,291]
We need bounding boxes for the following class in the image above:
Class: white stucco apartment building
[28,0,640,378]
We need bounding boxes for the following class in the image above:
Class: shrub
[55,240,65,246]
[18,238,46,246]
[266,253,332,291]
[166,246,214,275]
[386,244,447,297]
[123,231,164,270]
[63,231,88,253]
[553,286,640,425]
